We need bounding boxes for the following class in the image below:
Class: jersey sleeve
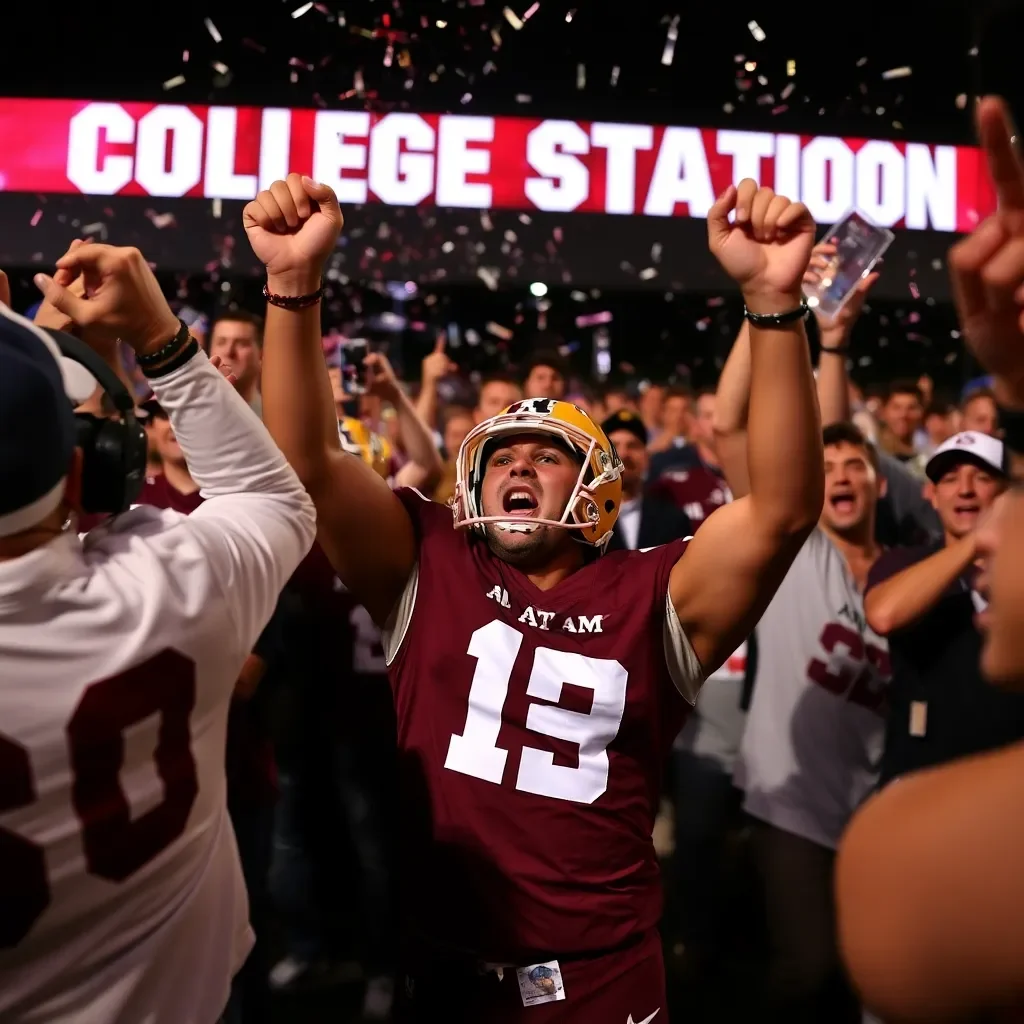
[144,350,317,653]
[647,538,705,704]
[382,487,454,663]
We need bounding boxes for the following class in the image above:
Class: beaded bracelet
[135,320,191,368]
[141,339,199,379]
[262,280,324,310]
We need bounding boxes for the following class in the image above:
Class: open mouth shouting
[829,489,856,514]
[502,488,540,517]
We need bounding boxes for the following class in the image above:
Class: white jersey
[734,528,890,849]
[0,352,316,1023]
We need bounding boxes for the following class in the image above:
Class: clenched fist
[948,96,1024,404]
[707,179,815,311]
[242,172,344,296]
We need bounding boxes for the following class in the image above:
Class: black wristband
[743,302,810,327]
[998,404,1024,455]
[819,343,849,354]
[262,280,324,310]
[141,338,199,379]
[135,320,190,368]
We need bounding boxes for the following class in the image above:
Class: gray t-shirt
[735,528,891,849]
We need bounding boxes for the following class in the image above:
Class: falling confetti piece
[882,66,911,80]
[477,267,499,290]
[503,7,524,30]
[486,321,514,340]
[30,209,42,227]
[566,9,576,21]
[292,1,313,16]
[661,15,679,66]
[163,75,186,90]
[610,66,620,86]
[523,2,540,20]
[576,64,586,89]
[204,17,222,43]
[212,198,222,218]
[747,20,765,42]
[212,61,230,75]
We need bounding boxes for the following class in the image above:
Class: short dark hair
[961,385,997,411]
[522,349,568,383]
[442,403,475,427]
[209,309,264,349]
[885,379,923,405]
[823,421,879,472]
[478,371,519,390]
[925,395,958,418]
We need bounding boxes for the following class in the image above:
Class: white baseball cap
[925,430,1008,483]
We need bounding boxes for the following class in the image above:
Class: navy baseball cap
[0,304,86,537]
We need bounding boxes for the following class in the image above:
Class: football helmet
[338,416,392,479]
[452,397,623,549]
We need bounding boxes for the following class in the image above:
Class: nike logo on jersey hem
[627,1010,660,1024]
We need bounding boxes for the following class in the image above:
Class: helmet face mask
[451,399,624,551]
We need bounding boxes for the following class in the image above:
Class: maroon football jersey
[648,462,730,527]
[387,488,694,962]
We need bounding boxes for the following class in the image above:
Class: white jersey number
[0,649,198,948]
[444,619,629,804]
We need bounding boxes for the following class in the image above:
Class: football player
[837,96,1024,1023]
[248,172,823,1022]
[0,246,316,1023]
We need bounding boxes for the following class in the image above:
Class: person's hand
[209,353,238,387]
[421,334,456,386]
[949,96,1024,403]
[707,178,815,312]
[803,241,880,341]
[34,238,88,333]
[364,351,402,403]
[242,172,344,296]
[0,269,10,309]
[32,244,180,357]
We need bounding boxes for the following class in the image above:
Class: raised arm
[245,174,416,626]
[710,321,752,498]
[34,244,316,650]
[670,180,823,675]
[804,242,879,427]
[362,351,443,492]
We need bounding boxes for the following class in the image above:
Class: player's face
[480,433,582,566]
[975,490,1024,684]
[149,414,184,465]
[928,461,1005,540]
[820,442,879,535]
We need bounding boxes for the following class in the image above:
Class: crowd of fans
[8,215,1018,1024]
[6,96,1024,1024]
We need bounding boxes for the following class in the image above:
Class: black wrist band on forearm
[141,338,199,379]
[998,404,1024,455]
[743,302,810,327]
[819,343,849,354]
[263,280,324,309]
[135,320,190,368]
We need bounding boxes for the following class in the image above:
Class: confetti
[882,66,912,80]
[747,20,765,42]
[661,15,679,66]
[576,63,586,89]
[291,2,313,17]
[162,75,186,90]
[503,7,524,30]
[203,17,222,43]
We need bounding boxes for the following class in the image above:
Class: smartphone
[342,338,370,395]
[803,210,894,322]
